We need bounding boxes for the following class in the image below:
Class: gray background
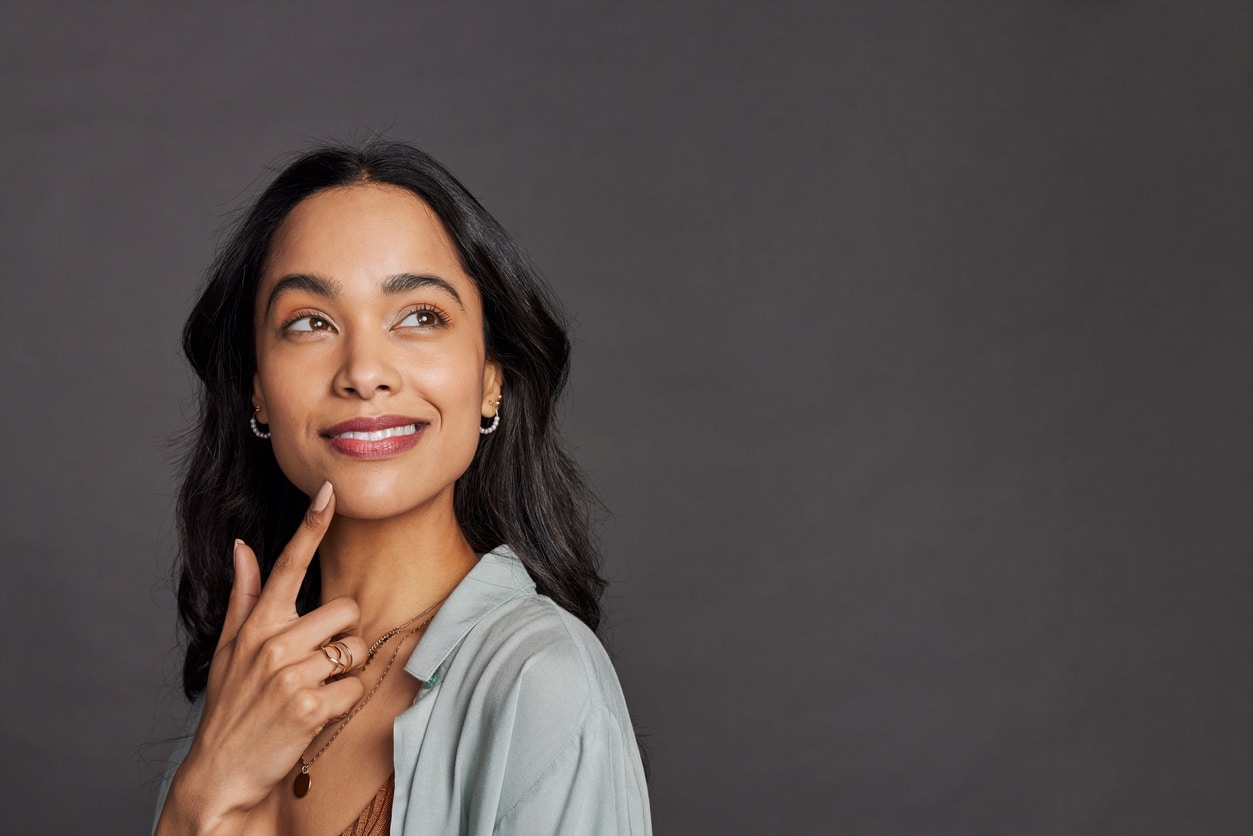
[1,2,1250,834]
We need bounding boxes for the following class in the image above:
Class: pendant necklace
[293,593,450,798]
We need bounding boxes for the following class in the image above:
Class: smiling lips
[322,415,426,458]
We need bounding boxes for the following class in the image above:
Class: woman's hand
[156,481,367,835]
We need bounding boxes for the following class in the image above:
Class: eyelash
[281,309,335,334]
[398,304,450,329]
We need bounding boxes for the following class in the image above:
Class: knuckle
[260,637,288,666]
[275,666,302,693]
[292,690,321,720]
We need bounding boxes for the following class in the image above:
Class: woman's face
[252,183,502,521]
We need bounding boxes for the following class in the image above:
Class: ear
[252,373,268,423]
[482,360,504,418]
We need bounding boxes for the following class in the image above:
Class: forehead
[260,183,477,304]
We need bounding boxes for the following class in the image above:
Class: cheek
[259,365,313,424]
[410,354,489,473]
[406,346,487,412]
[254,363,324,491]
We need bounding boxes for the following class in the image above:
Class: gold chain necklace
[293,593,451,798]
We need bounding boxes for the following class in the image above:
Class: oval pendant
[293,770,311,798]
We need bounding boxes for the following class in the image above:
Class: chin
[329,478,455,522]
[332,496,418,521]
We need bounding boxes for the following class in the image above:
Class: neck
[316,493,479,643]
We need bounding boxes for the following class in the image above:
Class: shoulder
[465,591,630,727]
[433,547,629,722]
[437,579,641,791]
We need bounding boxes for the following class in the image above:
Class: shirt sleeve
[493,702,652,835]
[151,698,203,834]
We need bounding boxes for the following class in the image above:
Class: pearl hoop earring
[250,406,271,440]
[480,397,501,436]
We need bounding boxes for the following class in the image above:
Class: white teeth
[336,424,418,441]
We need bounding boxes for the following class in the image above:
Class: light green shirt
[155,546,652,835]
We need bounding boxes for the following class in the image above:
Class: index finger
[258,480,335,611]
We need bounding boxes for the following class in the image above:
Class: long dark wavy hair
[176,141,604,700]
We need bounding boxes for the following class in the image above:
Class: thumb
[217,539,262,651]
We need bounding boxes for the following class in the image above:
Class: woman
[154,141,651,835]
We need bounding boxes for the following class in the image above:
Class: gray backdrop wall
[1,2,1250,834]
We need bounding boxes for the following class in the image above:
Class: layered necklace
[293,593,452,798]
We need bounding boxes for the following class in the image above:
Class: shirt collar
[403,544,535,683]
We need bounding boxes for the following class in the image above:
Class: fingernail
[312,481,334,513]
[232,539,244,570]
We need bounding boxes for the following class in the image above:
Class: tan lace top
[339,773,394,836]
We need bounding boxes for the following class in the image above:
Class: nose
[333,328,401,399]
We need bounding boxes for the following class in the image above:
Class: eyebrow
[264,271,465,316]
[264,274,342,317]
[383,272,465,310]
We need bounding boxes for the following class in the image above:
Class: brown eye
[287,314,332,332]
[399,308,444,328]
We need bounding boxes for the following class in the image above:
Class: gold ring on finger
[331,640,354,670]
[321,640,353,675]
